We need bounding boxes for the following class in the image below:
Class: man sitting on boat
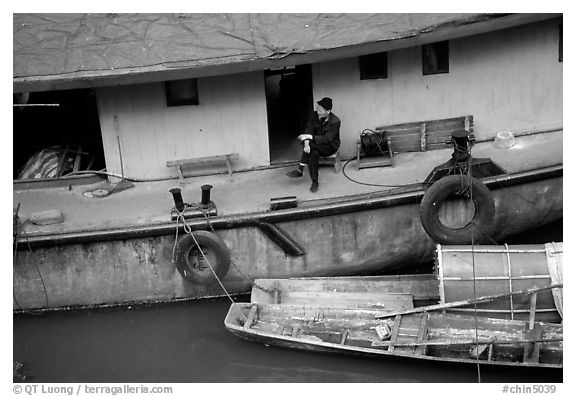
[285,97,341,193]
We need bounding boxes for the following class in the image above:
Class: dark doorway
[13,89,105,180]
[264,65,313,164]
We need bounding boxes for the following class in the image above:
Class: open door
[13,89,105,181]
[264,65,313,164]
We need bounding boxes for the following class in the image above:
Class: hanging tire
[174,231,231,284]
[420,175,495,244]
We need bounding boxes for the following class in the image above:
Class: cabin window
[422,41,449,75]
[359,52,388,80]
[165,79,199,106]
[559,24,563,62]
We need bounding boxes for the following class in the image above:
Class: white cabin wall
[96,72,269,179]
[312,20,562,158]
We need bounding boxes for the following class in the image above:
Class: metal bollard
[201,184,213,206]
[169,188,185,211]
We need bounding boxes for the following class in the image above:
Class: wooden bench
[356,115,474,168]
[167,153,239,183]
[318,149,342,173]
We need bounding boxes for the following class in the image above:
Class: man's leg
[307,142,336,192]
[285,145,309,178]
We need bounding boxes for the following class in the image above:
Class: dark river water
[13,219,563,383]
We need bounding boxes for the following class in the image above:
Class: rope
[13,205,49,309]
[342,129,413,188]
[342,158,410,188]
[468,159,482,383]
[171,206,236,305]
[440,139,484,381]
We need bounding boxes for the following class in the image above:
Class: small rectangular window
[165,79,199,106]
[359,52,388,80]
[422,41,449,75]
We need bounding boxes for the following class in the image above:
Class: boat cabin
[13,13,562,185]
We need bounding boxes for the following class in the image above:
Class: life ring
[420,175,495,244]
[174,231,231,284]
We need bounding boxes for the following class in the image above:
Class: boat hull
[13,171,562,311]
[224,303,562,369]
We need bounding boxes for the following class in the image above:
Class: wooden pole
[375,284,562,319]
[13,104,60,107]
[371,337,563,348]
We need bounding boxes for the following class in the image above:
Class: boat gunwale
[16,164,562,248]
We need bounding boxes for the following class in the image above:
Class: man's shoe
[285,169,303,178]
[310,181,319,193]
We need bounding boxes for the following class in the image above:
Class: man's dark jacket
[304,112,341,152]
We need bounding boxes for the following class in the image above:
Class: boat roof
[13,13,559,93]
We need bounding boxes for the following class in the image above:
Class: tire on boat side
[420,175,495,244]
[174,231,231,284]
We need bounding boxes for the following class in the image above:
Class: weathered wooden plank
[523,322,543,363]
[291,324,300,338]
[389,141,421,153]
[372,336,561,348]
[387,315,402,352]
[425,120,465,133]
[426,127,469,138]
[376,284,562,319]
[523,293,541,363]
[251,275,439,305]
[386,129,422,137]
[415,313,429,355]
[420,123,427,151]
[278,291,414,310]
[243,305,258,330]
[373,116,473,155]
[166,153,239,167]
[376,116,472,132]
[528,292,538,329]
[358,156,393,169]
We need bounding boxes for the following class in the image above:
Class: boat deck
[14,131,562,236]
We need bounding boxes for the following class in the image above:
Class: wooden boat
[251,274,440,308]
[224,285,563,369]
[251,242,564,323]
[13,131,562,311]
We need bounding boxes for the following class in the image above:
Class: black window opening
[422,41,449,75]
[165,79,199,106]
[559,24,562,62]
[359,52,388,80]
[13,89,106,180]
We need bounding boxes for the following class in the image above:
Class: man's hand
[298,134,313,142]
[303,140,310,154]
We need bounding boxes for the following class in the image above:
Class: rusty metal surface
[13,175,562,311]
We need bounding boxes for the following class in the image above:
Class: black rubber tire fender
[174,231,231,284]
[420,175,495,244]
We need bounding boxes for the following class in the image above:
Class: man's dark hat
[317,97,333,111]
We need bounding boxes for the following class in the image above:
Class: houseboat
[13,14,562,311]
